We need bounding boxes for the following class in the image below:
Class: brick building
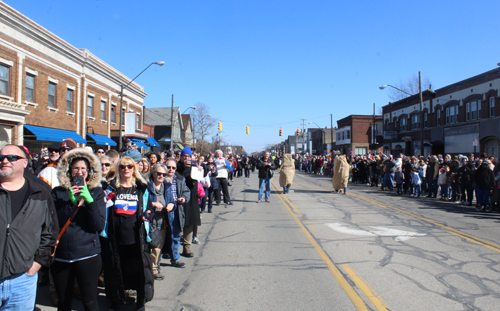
[382,67,500,157]
[336,115,383,155]
[0,2,150,152]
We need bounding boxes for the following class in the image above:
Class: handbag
[148,226,162,249]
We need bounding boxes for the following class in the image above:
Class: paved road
[36,170,500,310]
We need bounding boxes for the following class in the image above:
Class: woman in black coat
[51,148,106,311]
[101,155,154,311]
[176,148,201,257]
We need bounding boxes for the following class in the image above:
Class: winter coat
[279,154,295,187]
[176,162,200,227]
[101,178,154,305]
[208,166,219,190]
[51,148,106,261]
[147,178,176,230]
[0,177,58,279]
[475,166,495,190]
[256,157,276,179]
[173,172,190,230]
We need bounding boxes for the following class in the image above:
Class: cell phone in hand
[72,176,85,187]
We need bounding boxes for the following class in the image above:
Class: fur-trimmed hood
[57,148,102,189]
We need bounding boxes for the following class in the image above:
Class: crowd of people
[0,138,291,311]
[5,135,494,311]
[294,152,498,212]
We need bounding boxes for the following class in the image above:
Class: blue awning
[147,137,160,147]
[24,125,86,144]
[87,133,117,146]
[132,139,148,149]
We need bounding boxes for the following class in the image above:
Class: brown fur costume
[332,155,349,191]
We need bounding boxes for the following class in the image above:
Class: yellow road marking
[305,220,318,232]
[271,181,376,311]
[342,264,390,311]
[295,180,500,253]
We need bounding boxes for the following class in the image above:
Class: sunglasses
[60,148,72,152]
[167,166,176,170]
[97,151,105,154]
[119,164,134,170]
[49,149,59,153]
[156,172,168,177]
[0,155,25,162]
[101,163,111,167]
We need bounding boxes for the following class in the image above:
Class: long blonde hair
[115,156,146,188]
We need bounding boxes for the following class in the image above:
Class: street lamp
[170,106,196,151]
[118,61,164,150]
[380,72,424,156]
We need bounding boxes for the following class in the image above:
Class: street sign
[473,138,478,147]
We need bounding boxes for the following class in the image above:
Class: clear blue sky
[9,0,500,153]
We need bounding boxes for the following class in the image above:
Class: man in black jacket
[0,144,58,310]
[256,152,276,203]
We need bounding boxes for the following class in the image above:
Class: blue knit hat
[180,146,192,157]
[122,149,142,162]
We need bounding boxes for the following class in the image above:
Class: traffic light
[218,121,222,131]
[296,128,300,136]
[279,128,282,136]
[246,126,249,134]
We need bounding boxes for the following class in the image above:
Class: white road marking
[325,223,426,241]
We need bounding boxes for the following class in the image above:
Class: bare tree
[192,102,217,154]
[387,74,432,101]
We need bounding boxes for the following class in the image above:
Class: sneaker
[153,272,165,280]
[227,202,233,205]
[475,205,484,212]
[192,237,200,244]
[208,210,212,213]
[171,261,186,268]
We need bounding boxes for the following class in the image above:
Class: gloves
[68,187,78,205]
[80,185,94,203]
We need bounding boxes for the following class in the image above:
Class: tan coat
[279,154,295,187]
[332,155,349,190]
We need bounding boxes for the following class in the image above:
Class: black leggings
[51,254,102,311]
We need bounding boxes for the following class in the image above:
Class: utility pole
[373,103,375,146]
[330,114,333,153]
[170,94,174,151]
[419,71,424,156]
[300,118,306,153]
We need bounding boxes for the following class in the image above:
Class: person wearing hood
[51,148,106,311]
[101,156,154,311]
[176,147,202,257]
[279,154,295,194]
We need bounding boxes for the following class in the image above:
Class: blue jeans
[413,184,421,196]
[207,188,215,211]
[283,185,291,193]
[0,272,38,310]
[170,211,182,263]
[383,173,394,189]
[477,189,491,206]
[258,178,271,201]
[200,187,208,211]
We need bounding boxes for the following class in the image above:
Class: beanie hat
[180,146,192,157]
[122,149,142,162]
[60,138,77,149]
